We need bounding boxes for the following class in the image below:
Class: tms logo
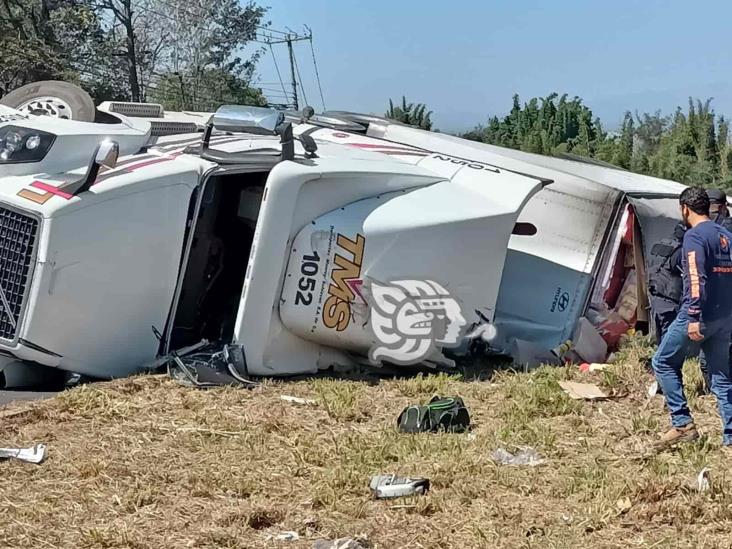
[322,233,365,331]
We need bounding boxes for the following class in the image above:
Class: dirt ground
[2,335,732,548]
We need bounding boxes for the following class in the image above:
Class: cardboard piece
[558,381,608,400]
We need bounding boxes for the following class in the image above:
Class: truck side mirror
[95,140,119,171]
[68,140,119,196]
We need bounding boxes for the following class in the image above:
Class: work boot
[655,423,699,450]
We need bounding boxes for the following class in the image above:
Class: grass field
[2,334,731,548]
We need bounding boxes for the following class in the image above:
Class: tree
[0,0,99,96]
[719,116,732,184]
[465,93,732,191]
[386,96,433,130]
[150,69,266,111]
[465,93,607,157]
[94,0,171,101]
[139,0,267,110]
[2,0,269,109]
[612,112,634,169]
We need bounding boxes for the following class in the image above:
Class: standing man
[698,188,732,390]
[651,187,732,449]
[707,189,732,230]
[647,220,686,343]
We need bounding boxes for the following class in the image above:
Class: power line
[255,24,287,35]
[127,2,319,112]
[268,43,290,107]
[307,29,326,111]
[292,47,308,108]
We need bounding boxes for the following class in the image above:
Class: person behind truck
[647,220,686,343]
[651,187,732,449]
[707,189,732,230]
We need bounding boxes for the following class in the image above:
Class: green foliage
[465,93,732,191]
[1,0,268,107]
[148,69,266,112]
[386,96,433,130]
[465,93,607,157]
[0,0,104,95]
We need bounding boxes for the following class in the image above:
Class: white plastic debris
[313,538,369,549]
[0,443,46,464]
[281,395,317,405]
[697,467,711,492]
[276,531,300,541]
[648,380,660,398]
[616,497,632,514]
[369,474,430,499]
[492,447,546,467]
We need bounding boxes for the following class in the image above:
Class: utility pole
[286,35,298,110]
[264,29,312,111]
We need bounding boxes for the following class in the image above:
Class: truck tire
[0,80,96,122]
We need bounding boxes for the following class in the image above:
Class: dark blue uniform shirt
[680,220,732,324]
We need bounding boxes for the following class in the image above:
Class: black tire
[0,80,95,122]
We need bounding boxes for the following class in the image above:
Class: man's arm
[683,231,707,339]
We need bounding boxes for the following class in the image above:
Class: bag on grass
[397,396,470,433]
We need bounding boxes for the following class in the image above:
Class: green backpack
[397,396,471,433]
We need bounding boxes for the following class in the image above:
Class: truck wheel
[0,80,95,122]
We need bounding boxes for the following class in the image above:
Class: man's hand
[688,322,704,342]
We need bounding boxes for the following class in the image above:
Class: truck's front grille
[0,206,38,341]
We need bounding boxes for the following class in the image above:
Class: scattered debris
[397,396,470,433]
[167,343,259,389]
[313,538,370,549]
[509,338,561,369]
[369,474,430,499]
[281,395,317,406]
[558,381,608,400]
[0,443,46,464]
[144,338,209,370]
[573,317,608,364]
[274,531,300,542]
[491,447,546,467]
[579,362,609,373]
[697,468,711,492]
[616,497,632,514]
[648,380,660,398]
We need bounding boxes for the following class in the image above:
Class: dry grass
[2,337,732,548]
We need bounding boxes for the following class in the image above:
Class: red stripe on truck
[30,180,74,200]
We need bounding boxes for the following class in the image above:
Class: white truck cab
[0,84,692,387]
[0,101,551,385]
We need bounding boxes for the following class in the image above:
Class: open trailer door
[240,156,552,375]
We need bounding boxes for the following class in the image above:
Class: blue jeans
[699,339,732,389]
[651,310,732,444]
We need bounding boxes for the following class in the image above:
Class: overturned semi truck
[0,81,697,387]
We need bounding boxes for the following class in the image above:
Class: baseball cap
[706,188,727,204]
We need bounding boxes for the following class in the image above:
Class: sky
[248,0,732,133]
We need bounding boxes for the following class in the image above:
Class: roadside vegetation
[2,335,731,548]
[462,94,732,191]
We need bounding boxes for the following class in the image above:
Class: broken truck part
[0,443,47,464]
[0,81,699,385]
